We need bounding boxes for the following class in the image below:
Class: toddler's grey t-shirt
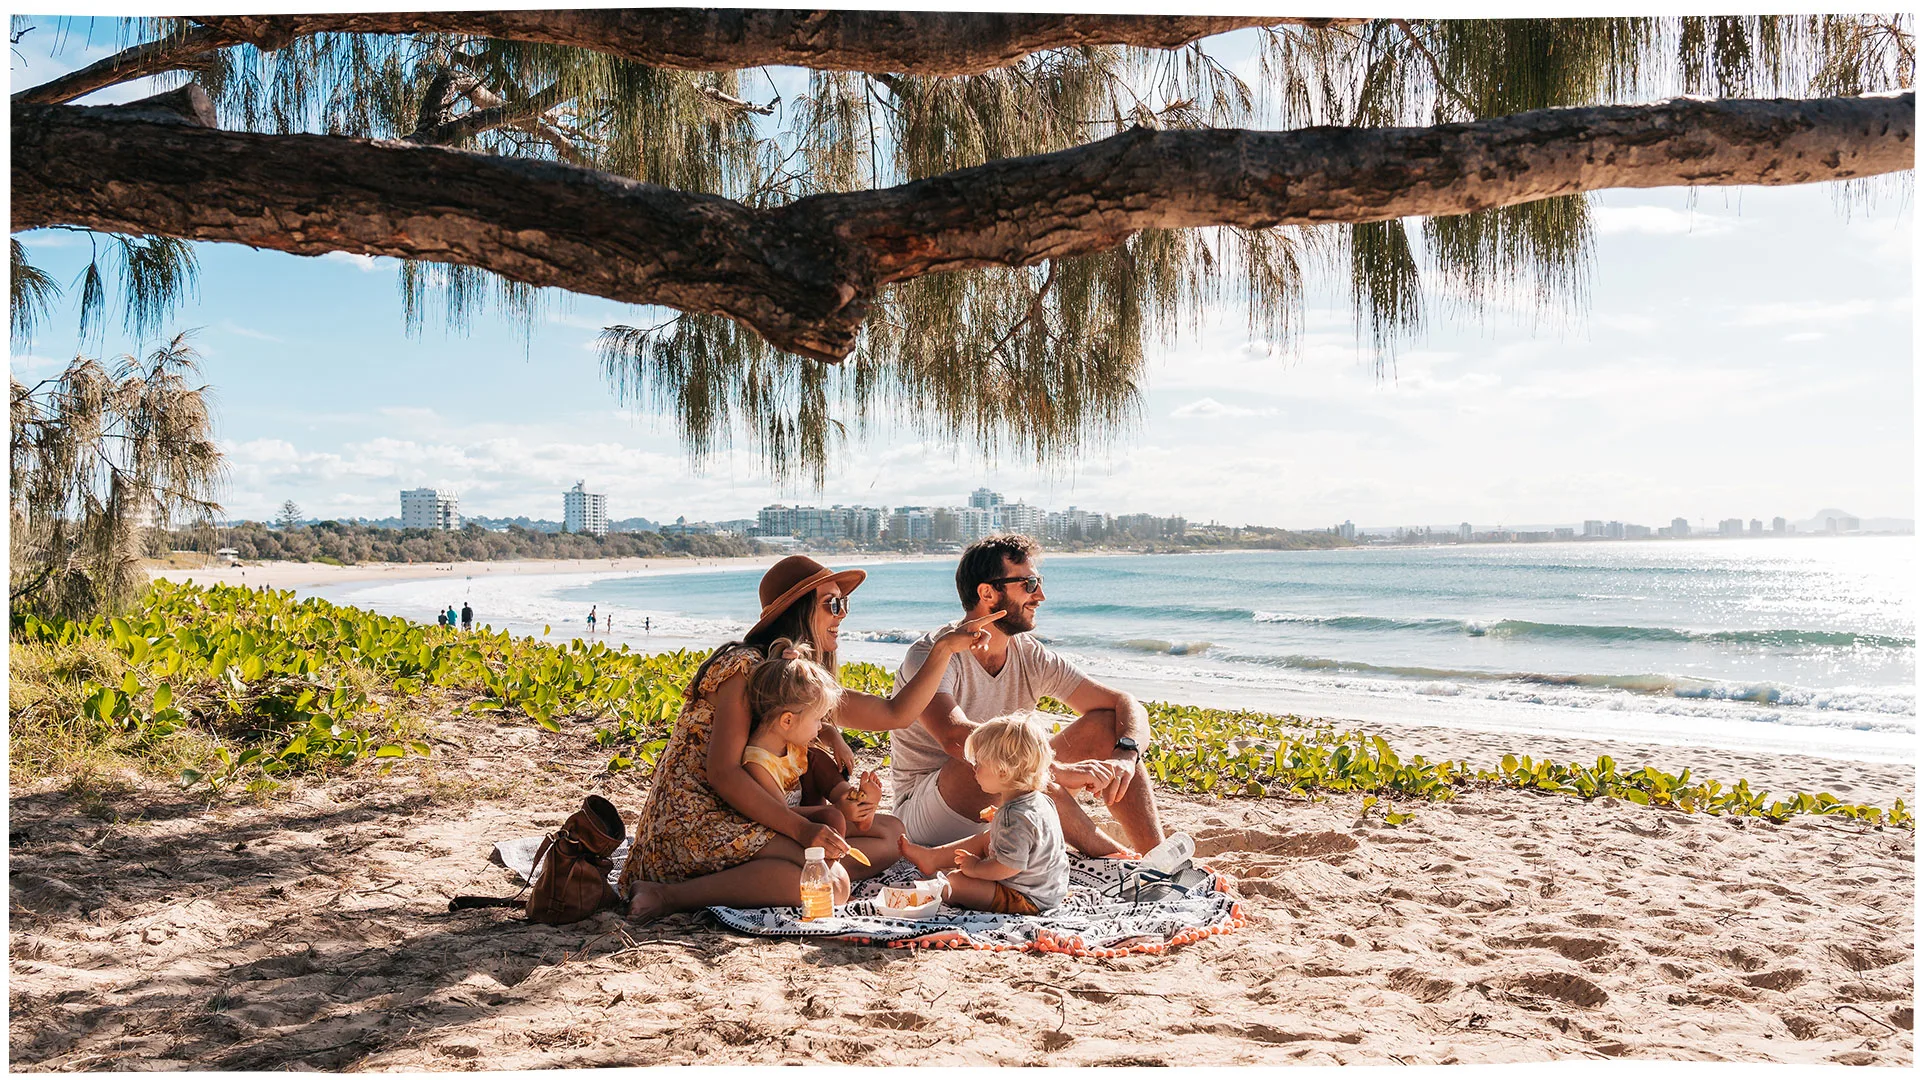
[987,790,1068,910]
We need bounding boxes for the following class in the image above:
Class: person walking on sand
[460,602,473,631]
[588,605,598,634]
[445,605,457,628]
[619,554,1003,922]
[892,534,1164,858]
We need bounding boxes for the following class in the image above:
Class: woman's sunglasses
[819,595,850,616]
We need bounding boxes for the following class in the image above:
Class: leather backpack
[526,794,627,924]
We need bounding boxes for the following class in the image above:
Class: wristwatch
[1114,736,1140,758]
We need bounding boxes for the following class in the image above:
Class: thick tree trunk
[13,92,1912,362]
[14,11,1351,105]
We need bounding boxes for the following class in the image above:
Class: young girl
[898,712,1068,914]
[741,640,907,868]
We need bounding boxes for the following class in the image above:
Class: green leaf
[120,671,142,696]
[152,683,172,713]
[374,744,405,758]
[407,741,432,757]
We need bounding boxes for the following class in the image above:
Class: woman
[621,555,998,921]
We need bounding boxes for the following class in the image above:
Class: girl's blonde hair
[964,711,1054,794]
[746,638,842,734]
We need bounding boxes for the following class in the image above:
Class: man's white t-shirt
[890,632,1086,791]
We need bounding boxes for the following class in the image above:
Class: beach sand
[9,698,1912,1069]
[145,553,801,592]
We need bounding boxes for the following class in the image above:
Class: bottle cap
[803,846,825,860]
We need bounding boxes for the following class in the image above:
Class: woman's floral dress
[620,645,773,890]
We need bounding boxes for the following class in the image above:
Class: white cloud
[8,354,69,378]
[320,251,395,274]
[218,320,282,343]
[1592,205,1739,237]
[1593,313,1657,334]
[1782,331,1827,343]
[1170,397,1277,419]
[1726,298,1885,327]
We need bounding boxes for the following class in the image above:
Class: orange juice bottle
[798,847,833,920]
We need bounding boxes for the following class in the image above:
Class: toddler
[898,712,1068,914]
[741,639,905,867]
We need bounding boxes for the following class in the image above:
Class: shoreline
[147,556,1915,797]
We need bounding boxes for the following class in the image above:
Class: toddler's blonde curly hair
[964,711,1054,794]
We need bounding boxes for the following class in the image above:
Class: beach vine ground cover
[9,582,1910,833]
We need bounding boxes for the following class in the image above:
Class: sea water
[313,537,1915,762]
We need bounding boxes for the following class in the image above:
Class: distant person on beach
[645,617,651,634]
[460,602,473,631]
[588,606,598,634]
[445,605,457,628]
[893,534,1163,857]
[619,555,1001,922]
[436,610,448,628]
[604,612,613,633]
[898,712,1067,914]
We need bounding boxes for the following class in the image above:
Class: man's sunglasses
[819,595,850,616]
[985,574,1043,592]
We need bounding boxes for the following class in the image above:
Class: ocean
[314,537,1916,763]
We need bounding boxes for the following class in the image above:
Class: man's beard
[992,591,1035,635]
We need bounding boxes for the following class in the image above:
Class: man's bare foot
[626,881,671,923]
[897,835,947,877]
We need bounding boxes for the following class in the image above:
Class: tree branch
[406,80,571,146]
[17,11,1359,104]
[698,85,776,116]
[13,92,1912,363]
[11,24,242,106]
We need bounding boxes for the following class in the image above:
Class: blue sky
[10,15,1913,531]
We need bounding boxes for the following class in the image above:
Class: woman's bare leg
[625,851,850,922]
[846,813,905,879]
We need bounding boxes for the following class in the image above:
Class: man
[892,535,1163,857]
[460,602,473,631]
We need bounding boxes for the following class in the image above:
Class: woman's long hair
[686,588,839,703]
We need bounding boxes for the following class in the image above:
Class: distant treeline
[1186,527,1355,551]
[181,521,761,564]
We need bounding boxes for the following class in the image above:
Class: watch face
[1115,737,1139,753]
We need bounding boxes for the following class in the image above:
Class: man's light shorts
[893,769,984,847]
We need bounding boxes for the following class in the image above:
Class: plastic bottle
[1139,831,1195,875]
[798,846,834,920]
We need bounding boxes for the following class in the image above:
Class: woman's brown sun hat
[748,554,866,639]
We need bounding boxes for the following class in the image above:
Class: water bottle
[798,846,834,921]
[1138,831,1194,876]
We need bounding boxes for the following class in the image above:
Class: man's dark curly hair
[956,533,1042,607]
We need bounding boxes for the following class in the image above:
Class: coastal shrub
[10,583,1910,831]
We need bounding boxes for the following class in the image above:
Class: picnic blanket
[490,836,1246,958]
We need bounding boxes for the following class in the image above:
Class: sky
[9,14,1915,532]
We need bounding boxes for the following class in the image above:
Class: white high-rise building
[1001,501,1045,536]
[400,488,459,531]
[564,481,608,537]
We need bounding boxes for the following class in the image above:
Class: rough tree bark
[12,11,1355,106]
[13,89,1913,362]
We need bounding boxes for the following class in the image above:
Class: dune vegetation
[11,581,1909,833]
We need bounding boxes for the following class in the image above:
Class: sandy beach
[146,553,802,592]
[10,556,1906,1067]
[8,693,1913,1068]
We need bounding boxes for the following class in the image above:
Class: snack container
[875,876,946,919]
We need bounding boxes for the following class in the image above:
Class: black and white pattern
[707,855,1238,952]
